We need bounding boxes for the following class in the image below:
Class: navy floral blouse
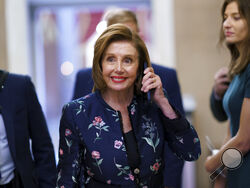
[56,90,201,188]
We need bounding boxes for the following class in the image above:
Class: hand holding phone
[144,62,151,101]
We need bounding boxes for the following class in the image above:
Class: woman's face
[223,1,248,45]
[102,40,139,93]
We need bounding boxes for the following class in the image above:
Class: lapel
[0,82,17,161]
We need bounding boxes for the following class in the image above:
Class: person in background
[57,23,200,188]
[72,9,185,188]
[0,70,57,188]
[206,0,250,187]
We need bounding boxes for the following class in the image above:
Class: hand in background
[141,67,177,119]
[213,67,230,99]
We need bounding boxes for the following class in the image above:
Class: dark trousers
[0,171,23,188]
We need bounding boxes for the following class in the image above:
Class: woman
[205,0,250,187]
[57,24,201,188]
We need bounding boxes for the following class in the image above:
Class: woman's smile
[111,76,127,83]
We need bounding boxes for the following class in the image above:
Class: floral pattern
[86,166,94,177]
[130,99,137,115]
[92,151,103,174]
[64,129,72,153]
[114,158,133,181]
[106,108,120,122]
[176,136,184,144]
[141,115,160,152]
[114,140,123,149]
[114,139,126,151]
[68,98,88,115]
[150,159,162,174]
[88,116,109,143]
[193,137,199,144]
[65,129,72,136]
[59,148,63,156]
[56,91,201,187]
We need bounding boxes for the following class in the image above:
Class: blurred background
[0,0,230,187]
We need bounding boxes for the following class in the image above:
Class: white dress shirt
[0,114,15,185]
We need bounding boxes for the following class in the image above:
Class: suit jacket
[210,91,228,122]
[72,63,185,188]
[0,72,56,188]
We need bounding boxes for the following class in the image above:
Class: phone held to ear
[144,62,151,101]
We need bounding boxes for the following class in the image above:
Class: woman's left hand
[141,67,165,103]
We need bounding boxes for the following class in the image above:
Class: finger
[217,83,229,90]
[218,67,228,74]
[143,67,154,75]
[220,67,229,73]
[220,85,229,90]
[215,67,229,79]
[142,71,155,85]
[141,77,156,92]
[142,76,161,92]
[215,72,227,80]
[216,77,230,84]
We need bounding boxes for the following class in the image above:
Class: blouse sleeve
[244,64,250,98]
[210,89,228,121]
[56,104,85,188]
[160,108,201,161]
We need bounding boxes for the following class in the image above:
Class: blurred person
[57,24,201,188]
[0,70,57,188]
[72,9,185,188]
[205,0,250,187]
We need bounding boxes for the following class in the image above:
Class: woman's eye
[107,57,115,62]
[124,58,132,64]
[234,16,241,20]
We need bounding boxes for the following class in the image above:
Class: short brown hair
[103,8,139,32]
[92,23,151,95]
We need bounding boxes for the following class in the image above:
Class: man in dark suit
[0,70,56,188]
[72,9,185,188]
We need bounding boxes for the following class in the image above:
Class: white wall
[151,0,175,68]
[5,0,30,74]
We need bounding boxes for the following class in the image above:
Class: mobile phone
[144,62,151,101]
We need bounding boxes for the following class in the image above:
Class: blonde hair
[92,24,151,95]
